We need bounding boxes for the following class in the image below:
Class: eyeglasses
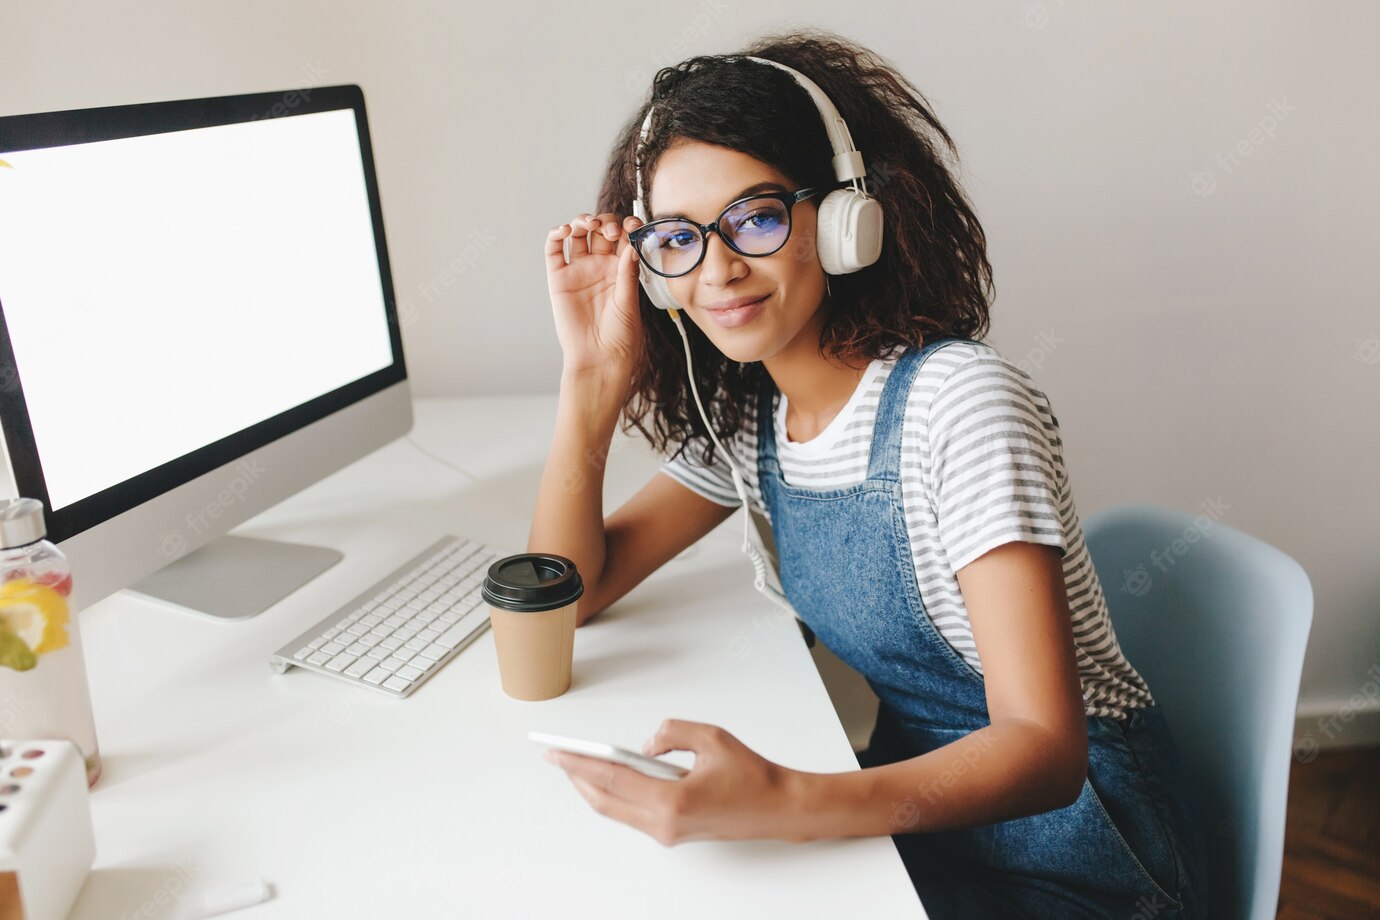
[629,188,820,278]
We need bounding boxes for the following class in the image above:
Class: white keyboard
[269,536,506,698]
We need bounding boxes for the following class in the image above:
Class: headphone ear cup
[639,262,683,311]
[815,190,885,275]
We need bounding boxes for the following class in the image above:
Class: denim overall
[756,336,1206,919]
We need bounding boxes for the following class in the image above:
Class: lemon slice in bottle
[0,620,37,670]
[0,577,70,662]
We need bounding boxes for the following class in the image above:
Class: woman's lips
[704,294,768,328]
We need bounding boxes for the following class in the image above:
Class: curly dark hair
[595,28,993,468]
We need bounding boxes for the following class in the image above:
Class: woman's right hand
[544,212,646,376]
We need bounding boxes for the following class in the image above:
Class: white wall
[3,1,1376,735]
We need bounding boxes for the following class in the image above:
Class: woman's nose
[699,230,747,286]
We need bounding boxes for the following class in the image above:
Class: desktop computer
[0,85,501,696]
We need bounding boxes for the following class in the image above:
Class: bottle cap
[0,498,46,549]
[482,553,583,613]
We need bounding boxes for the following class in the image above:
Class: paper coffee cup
[481,554,583,701]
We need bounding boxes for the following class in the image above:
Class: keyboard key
[379,657,405,672]
[344,659,374,678]
[325,653,357,672]
[380,637,404,651]
[383,676,412,693]
[418,644,448,661]
[307,651,331,666]
[366,647,389,660]
[346,642,371,656]
[294,647,314,660]
[363,667,389,685]
[397,665,424,681]
[404,637,429,652]
[321,641,346,656]
[436,620,476,649]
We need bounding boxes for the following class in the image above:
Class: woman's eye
[736,211,782,233]
[659,231,697,250]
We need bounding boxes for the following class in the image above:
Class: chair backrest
[1082,504,1312,920]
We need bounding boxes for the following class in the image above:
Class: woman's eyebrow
[651,181,787,221]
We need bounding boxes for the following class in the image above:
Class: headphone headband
[734,56,869,190]
[634,56,870,219]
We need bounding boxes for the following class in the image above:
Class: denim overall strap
[863,339,923,482]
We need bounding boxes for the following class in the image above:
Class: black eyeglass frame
[629,187,821,279]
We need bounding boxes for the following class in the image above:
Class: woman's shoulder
[904,338,1054,418]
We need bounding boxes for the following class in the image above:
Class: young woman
[532,30,1206,919]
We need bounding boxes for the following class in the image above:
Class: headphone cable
[667,308,797,616]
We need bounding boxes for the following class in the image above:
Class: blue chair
[1082,504,1313,920]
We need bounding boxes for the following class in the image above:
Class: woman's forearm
[526,368,629,626]
[785,720,1087,843]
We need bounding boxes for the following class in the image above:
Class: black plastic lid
[482,553,584,613]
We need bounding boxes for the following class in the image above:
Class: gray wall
[3,1,1376,740]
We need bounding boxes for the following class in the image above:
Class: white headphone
[630,55,885,313]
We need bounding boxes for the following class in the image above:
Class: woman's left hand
[544,719,809,846]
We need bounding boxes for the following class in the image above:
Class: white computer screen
[0,107,394,512]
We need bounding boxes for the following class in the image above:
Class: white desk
[68,396,925,919]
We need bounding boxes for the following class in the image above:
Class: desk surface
[69,396,925,919]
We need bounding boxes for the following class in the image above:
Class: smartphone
[528,731,690,781]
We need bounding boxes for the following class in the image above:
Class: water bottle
[0,498,102,787]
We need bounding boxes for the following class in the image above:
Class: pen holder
[0,739,95,920]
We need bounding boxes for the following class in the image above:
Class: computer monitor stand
[126,535,344,620]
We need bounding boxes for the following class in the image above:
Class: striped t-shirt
[660,339,1153,720]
